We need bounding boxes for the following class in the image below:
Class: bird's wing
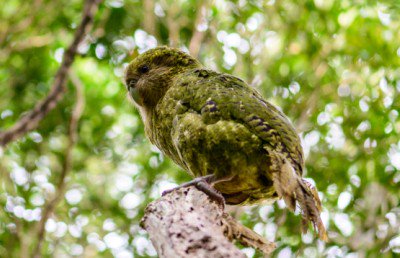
[166,69,327,240]
[172,69,304,175]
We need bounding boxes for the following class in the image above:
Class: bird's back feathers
[147,67,326,240]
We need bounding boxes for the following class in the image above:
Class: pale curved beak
[128,86,143,106]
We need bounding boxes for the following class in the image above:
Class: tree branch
[32,72,85,258]
[222,213,276,255]
[143,0,157,36]
[164,1,181,48]
[141,186,275,257]
[188,0,210,58]
[0,0,101,147]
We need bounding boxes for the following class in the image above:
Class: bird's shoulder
[170,68,254,105]
[169,69,287,125]
[165,68,304,174]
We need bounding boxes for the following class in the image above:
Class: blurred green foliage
[1,0,400,257]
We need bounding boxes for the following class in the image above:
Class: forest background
[0,0,400,257]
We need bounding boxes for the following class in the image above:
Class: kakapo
[125,46,327,240]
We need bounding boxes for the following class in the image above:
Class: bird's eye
[138,65,149,74]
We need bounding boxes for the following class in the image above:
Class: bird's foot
[162,175,225,208]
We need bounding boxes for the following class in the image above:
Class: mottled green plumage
[125,46,327,240]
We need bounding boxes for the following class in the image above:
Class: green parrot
[125,46,327,240]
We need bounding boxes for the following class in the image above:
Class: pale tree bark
[141,186,275,258]
[143,0,157,36]
[188,0,210,58]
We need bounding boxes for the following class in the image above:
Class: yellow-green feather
[149,68,304,205]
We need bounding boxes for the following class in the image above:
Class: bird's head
[125,46,201,109]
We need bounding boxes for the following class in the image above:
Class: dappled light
[1,0,400,257]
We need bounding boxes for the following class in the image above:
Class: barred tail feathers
[269,152,328,241]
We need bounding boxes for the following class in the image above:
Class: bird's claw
[162,176,225,209]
